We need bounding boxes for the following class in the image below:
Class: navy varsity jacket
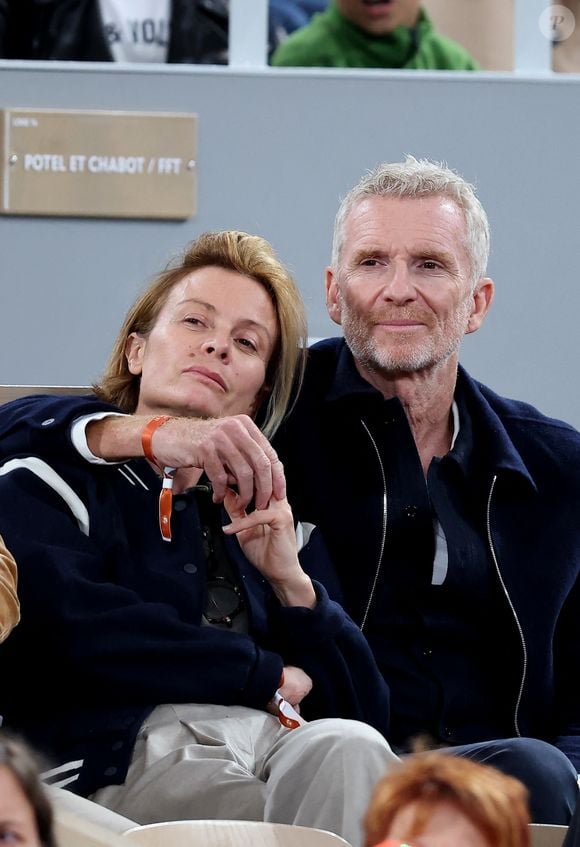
[0,396,389,795]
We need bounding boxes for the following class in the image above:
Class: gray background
[1,63,579,425]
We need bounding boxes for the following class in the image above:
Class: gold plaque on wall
[0,108,197,219]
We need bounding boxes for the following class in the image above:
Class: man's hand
[87,414,285,510]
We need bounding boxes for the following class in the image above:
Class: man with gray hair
[275,156,580,824]
[0,158,578,824]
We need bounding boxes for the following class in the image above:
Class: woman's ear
[125,332,146,375]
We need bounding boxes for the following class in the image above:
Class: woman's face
[386,800,490,847]
[127,266,278,420]
[0,766,42,846]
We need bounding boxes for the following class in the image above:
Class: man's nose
[380,263,417,303]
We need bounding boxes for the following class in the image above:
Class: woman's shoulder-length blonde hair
[94,231,307,438]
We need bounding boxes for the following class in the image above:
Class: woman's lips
[184,367,227,391]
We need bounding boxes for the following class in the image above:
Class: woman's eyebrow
[236,318,274,345]
[176,300,274,345]
[177,297,215,312]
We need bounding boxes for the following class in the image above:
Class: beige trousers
[92,704,399,847]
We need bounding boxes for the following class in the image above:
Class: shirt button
[183,563,198,574]
[404,505,418,519]
[174,500,187,512]
[422,648,432,657]
[41,418,55,426]
[111,741,124,751]
[103,766,118,777]
[443,727,453,738]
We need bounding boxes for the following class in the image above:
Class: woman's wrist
[270,572,316,609]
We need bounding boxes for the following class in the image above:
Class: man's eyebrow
[349,247,388,264]
[413,246,458,266]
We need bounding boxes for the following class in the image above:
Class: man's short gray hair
[331,156,490,287]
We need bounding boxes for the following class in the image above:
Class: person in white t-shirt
[0,0,228,63]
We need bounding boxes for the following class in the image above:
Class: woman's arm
[222,491,316,608]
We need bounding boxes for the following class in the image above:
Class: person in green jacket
[271,0,478,70]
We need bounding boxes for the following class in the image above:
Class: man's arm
[553,569,580,772]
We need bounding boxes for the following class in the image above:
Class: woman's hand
[266,665,313,720]
[278,665,313,706]
[222,490,316,609]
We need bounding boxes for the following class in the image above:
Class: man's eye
[421,261,440,270]
[361,258,379,267]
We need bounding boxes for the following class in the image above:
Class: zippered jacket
[0,392,390,795]
[273,338,580,770]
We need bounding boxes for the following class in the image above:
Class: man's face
[127,267,278,419]
[326,195,493,382]
[335,0,421,35]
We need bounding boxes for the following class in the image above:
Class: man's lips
[376,320,426,329]
[183,367,227,391]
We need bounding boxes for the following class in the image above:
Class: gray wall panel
[1,63,579,426]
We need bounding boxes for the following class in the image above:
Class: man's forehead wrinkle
[343,197,469,267]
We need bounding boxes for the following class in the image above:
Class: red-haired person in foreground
[365,752,530,847]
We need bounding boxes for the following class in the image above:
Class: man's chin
[365,357,433,377]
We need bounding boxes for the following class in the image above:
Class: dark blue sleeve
[265,527,390,737]
[0,465,283,715]
[0,394,117,462]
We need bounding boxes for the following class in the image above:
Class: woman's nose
[201,336,230,359]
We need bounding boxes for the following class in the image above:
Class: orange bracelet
[141,415,172,466]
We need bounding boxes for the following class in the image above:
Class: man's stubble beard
[340,298,472,379]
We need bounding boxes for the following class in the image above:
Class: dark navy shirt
[359,386,522,751]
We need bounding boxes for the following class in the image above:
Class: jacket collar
[321,338,536,490]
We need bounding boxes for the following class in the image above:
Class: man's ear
[125,332,146,375]
[325,267,343,326]
[466,277,494,335]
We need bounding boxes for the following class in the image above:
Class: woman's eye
[0,829,20,843]
[184,317,204,327]
[236,338,257,352]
